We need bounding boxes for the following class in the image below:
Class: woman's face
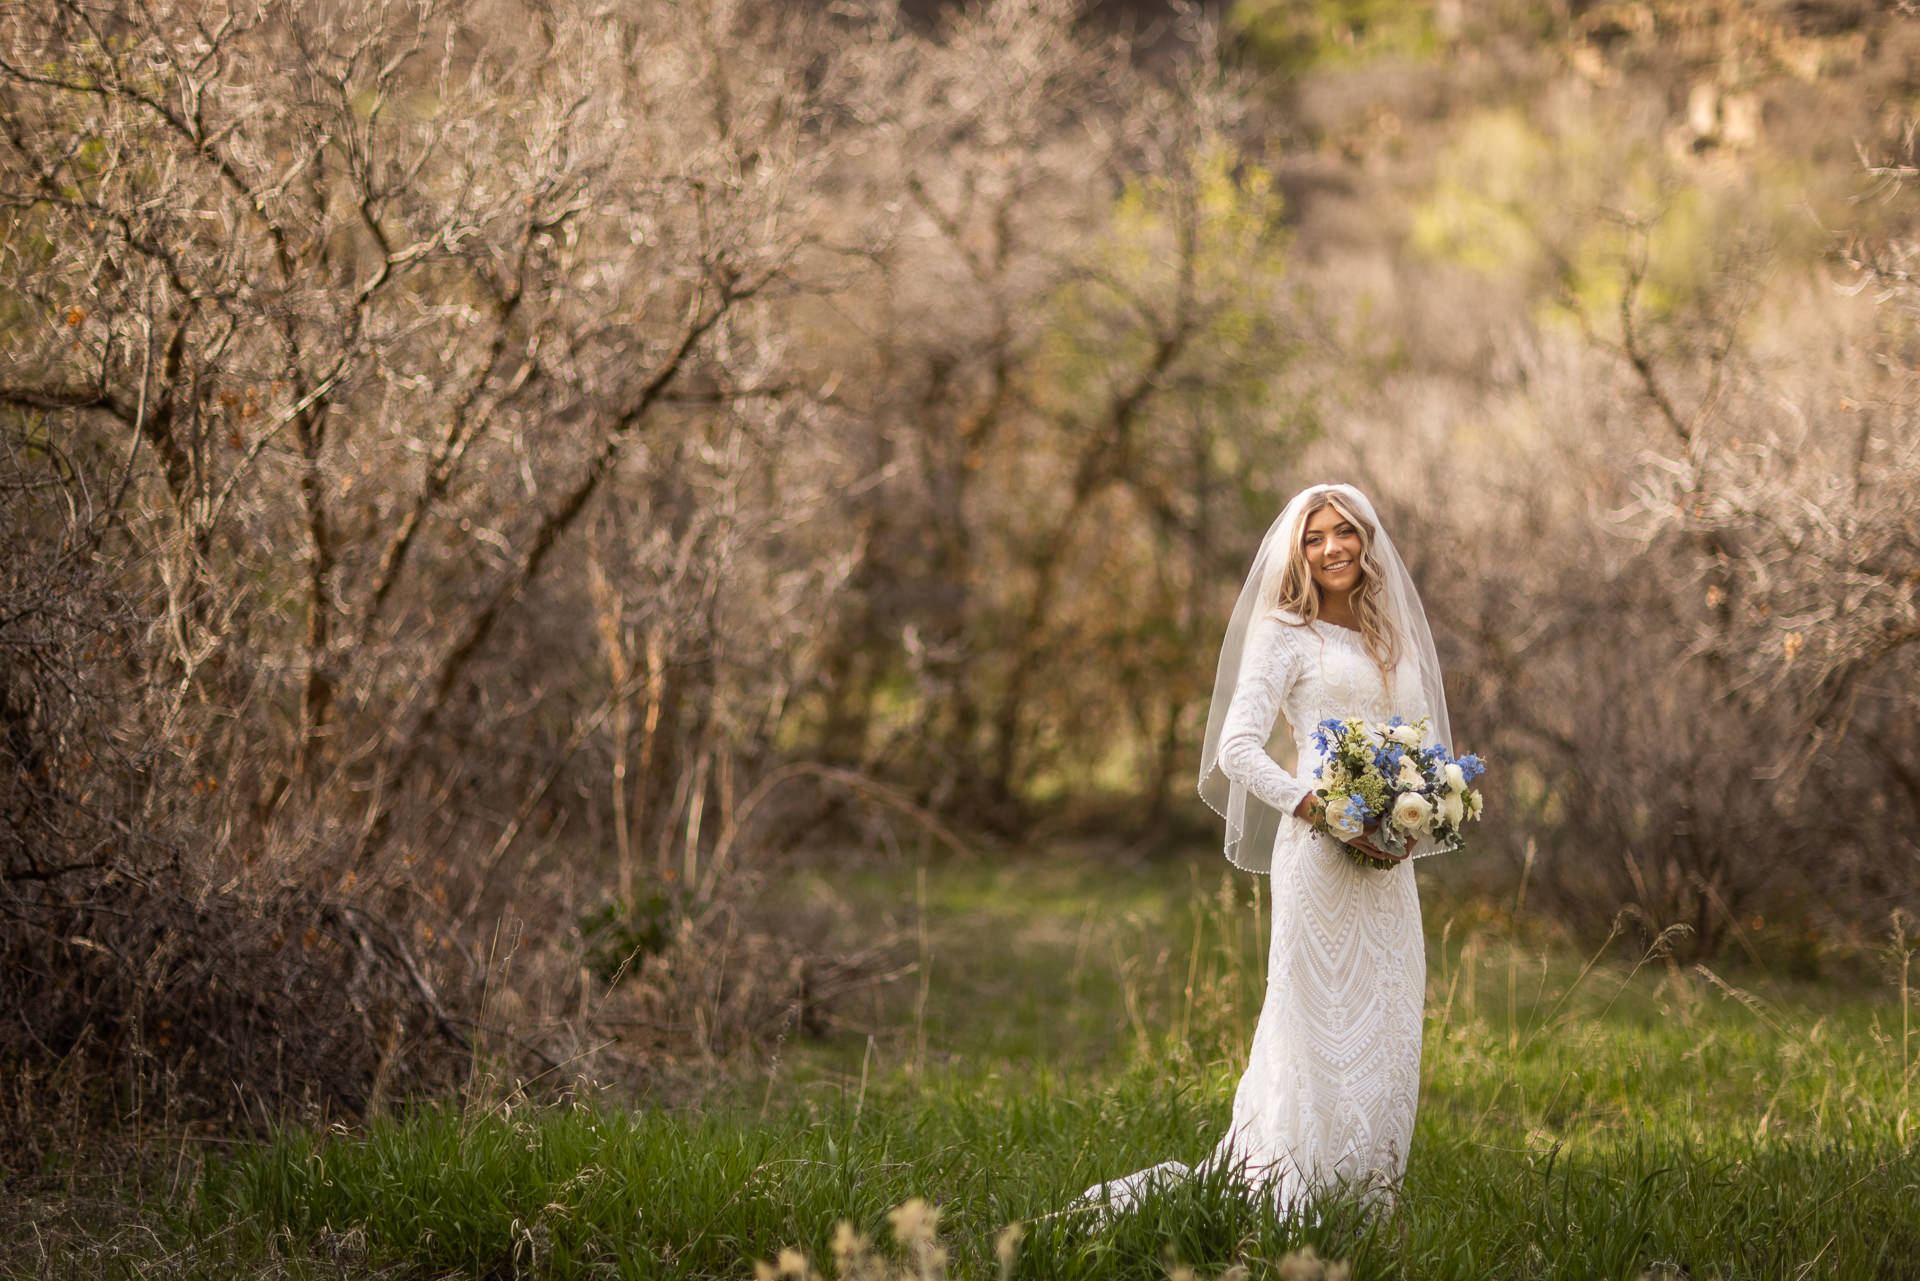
[1301,502,1365,601]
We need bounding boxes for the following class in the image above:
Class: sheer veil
[1197,483,1452,874]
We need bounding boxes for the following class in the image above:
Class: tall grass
[184,862,1920,1279]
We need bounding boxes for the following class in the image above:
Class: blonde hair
[1264,493,1400,678]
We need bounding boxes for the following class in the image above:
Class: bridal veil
[1196,483,1453,873]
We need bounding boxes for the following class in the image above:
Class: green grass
[196,1080,1920,1279]
[176,854,1920,1280]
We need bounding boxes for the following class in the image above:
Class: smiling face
[1300,500,1365,603]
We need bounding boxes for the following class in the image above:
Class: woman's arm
[1216,620,1316,823]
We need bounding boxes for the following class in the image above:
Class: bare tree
[1346,81,1920,952]
[2,0,1326,1112]
[792,1,1311,826]
[0,0,842,1114]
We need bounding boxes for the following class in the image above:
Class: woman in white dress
[1082,481,1455,1216]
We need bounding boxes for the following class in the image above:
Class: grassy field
[23,852,1920,1279]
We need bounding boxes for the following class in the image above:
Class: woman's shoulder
[1248,609,1312,661]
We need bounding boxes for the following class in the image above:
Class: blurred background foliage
[2,0,1918,1124]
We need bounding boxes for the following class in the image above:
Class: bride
[1081,481,1454,1216]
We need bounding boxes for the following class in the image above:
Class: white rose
[1394,756,1426,792]
[1391,791,1432,834]
[1439,791,1465,828]
[1466,789,1484,820]
[1325,799,1364,839]
[1443,762,1466,793]
[1386,722,1424,748]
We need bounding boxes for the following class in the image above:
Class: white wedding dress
[1084,613,1427,1214]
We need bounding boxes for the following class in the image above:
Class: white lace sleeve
[1216,620,1313,821]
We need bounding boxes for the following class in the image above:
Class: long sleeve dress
[1208,612,1427,1207]
[1082,612,1428,1214]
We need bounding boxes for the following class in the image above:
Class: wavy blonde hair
[1263,492,1400,679]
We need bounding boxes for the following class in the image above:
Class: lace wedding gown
[1085,613,1427,1214]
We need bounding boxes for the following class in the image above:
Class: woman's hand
[1344,833,1409,863]
[1294,794,1413,863]
[1349,817,1416,864]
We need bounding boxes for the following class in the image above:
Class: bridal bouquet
[1308,716,1485,870]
